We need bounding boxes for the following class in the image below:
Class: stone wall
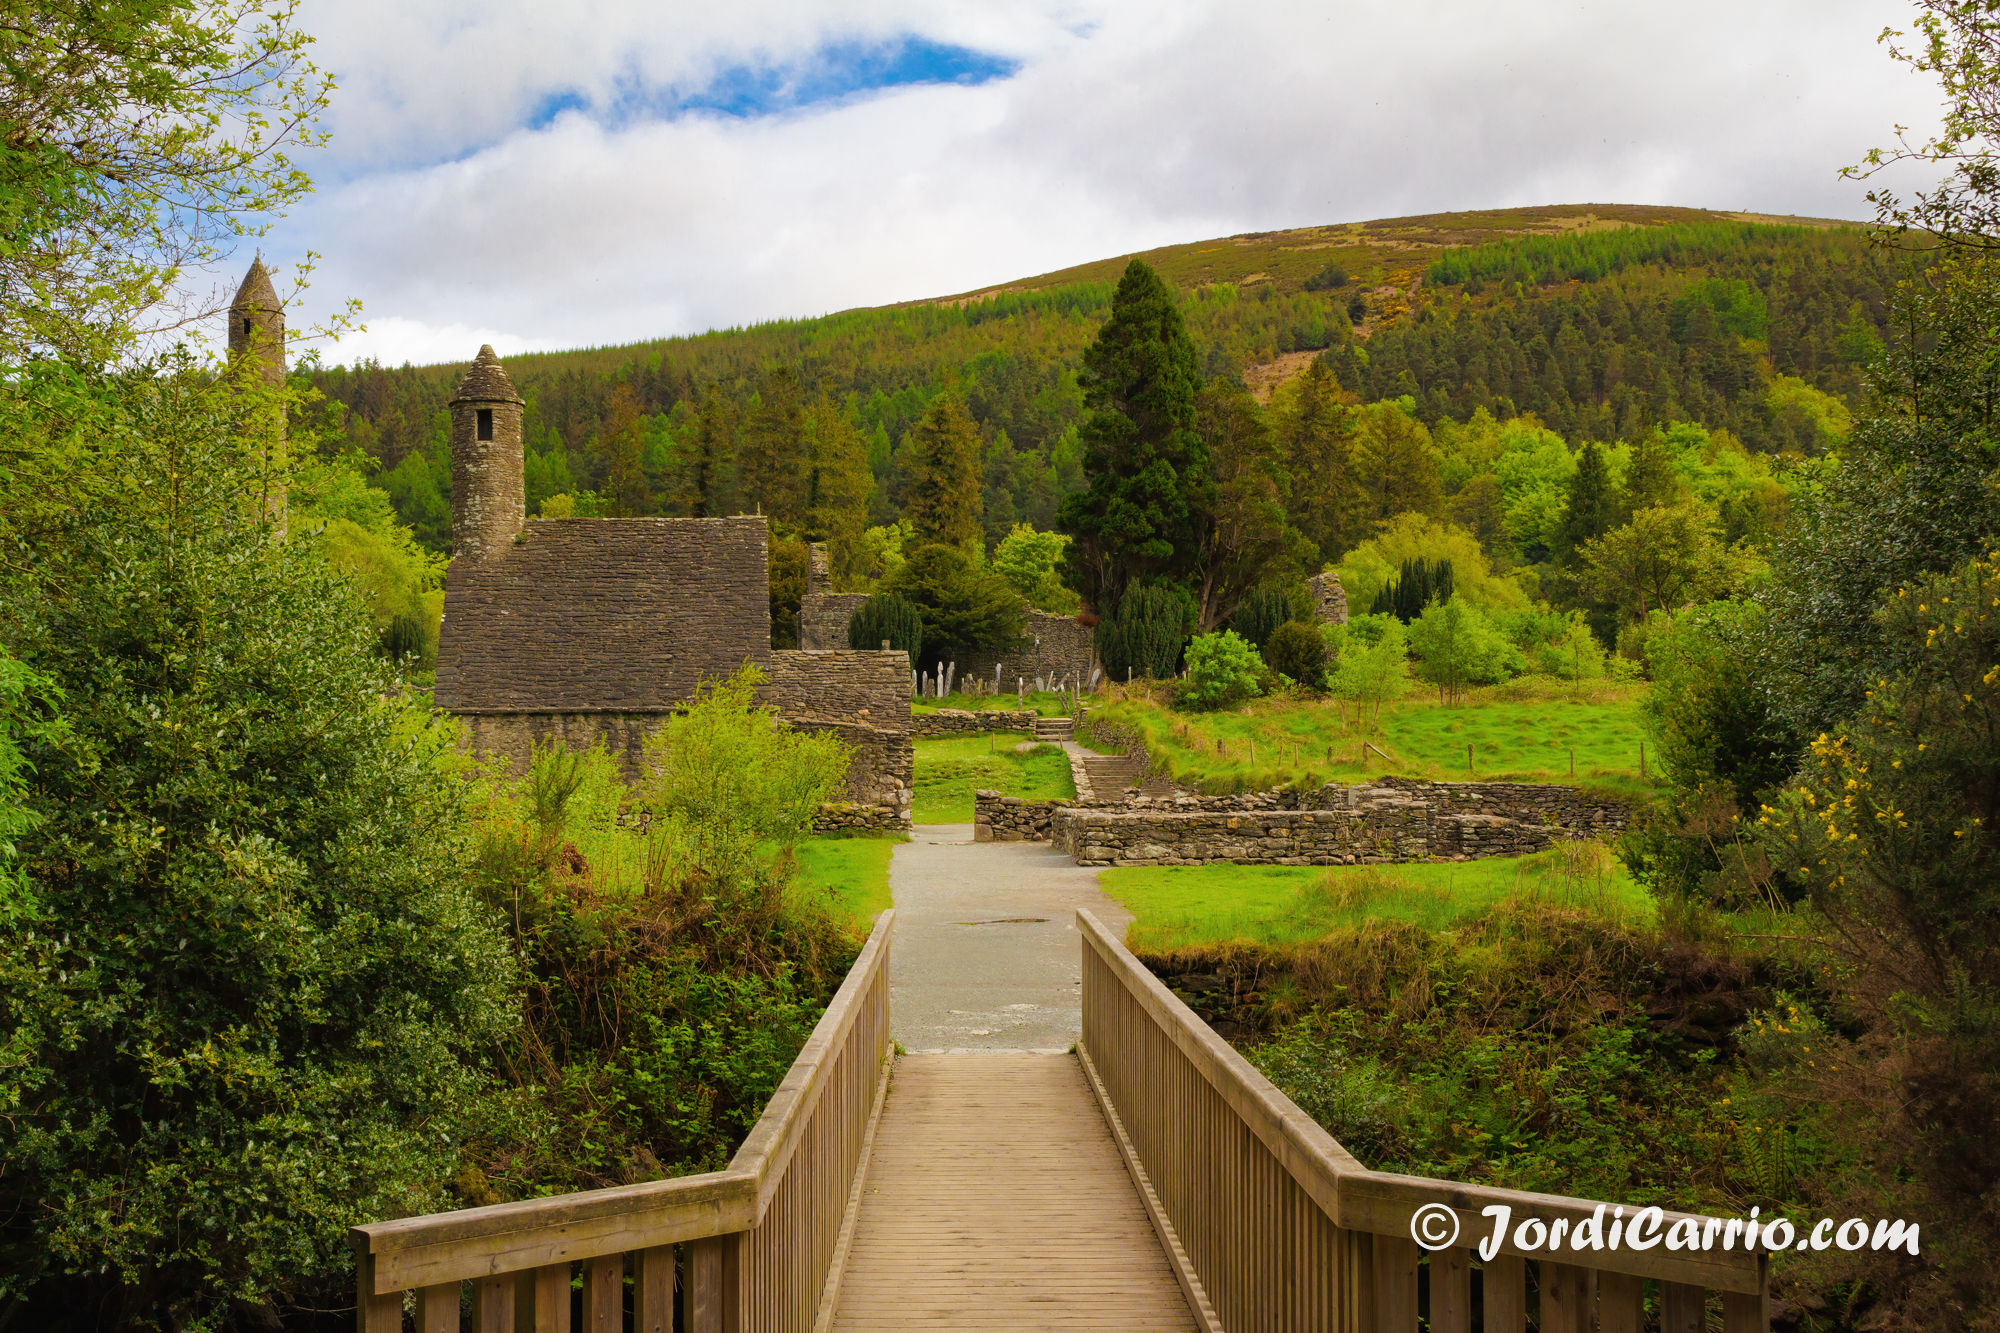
[761,649,914,817]
[911,708,1041,737]
[1046,778,1631,866]
[798,541,875,651]
[1307,571,1348,626]
[459,710,669,778]
[960,612,1098,692]
[974,791,1086,841]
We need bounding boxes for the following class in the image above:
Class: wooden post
[415,1283,457,1333]
[1431,1248,1472,1333]
[521,1264,572,1333]
[1568,746,1574,776]
[1481,1255,1527,1332]
[353,1250,402,1333]
[1639,741,1647,779]
[1468,742,1475,778]
[1540,1261,1592,1333]
[634,1245,673,1333]
[1598,1271,1645,1333]
[581,1256,622,1333]
[1661,1282,1707,1332]
[1372,1234,1420,1330]
[471,1274,513,1332]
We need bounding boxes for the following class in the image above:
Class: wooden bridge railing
[351,909,894,1333]
[1077,909,1771,1333]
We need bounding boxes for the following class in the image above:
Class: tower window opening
[242,317,252,339]
[476,408,493,441]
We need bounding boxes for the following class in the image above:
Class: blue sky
[264,0,1939,367]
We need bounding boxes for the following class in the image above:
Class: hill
[305,204,1894,565]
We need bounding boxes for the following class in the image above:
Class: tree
[803,396,872,584]
[883,542,1023,671]
[991,524,1077,613]
[673,385,738,517]
[1229,583,1306,653]
[738,367,806,526]
[1190,377,1311,630]
[1581,502,1763,623]
[1057,260,1210,615]
[0,0,333,362]
[1328,616,1411,724]
[847,592,923,662]
[1277,358,1364,560]
[599,382,651,516]
[1407,595,1519,703]
[1095,583,1187,681]
[0,362,515,1326]
[899,393,983,551]
[1555,440,1618,559]
[1352,399,1443,523]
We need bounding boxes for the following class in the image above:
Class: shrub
[1328,616,1411,723]
[848,591,924,662]
[1180,630,1264,710]
[1264,620,1328,688]
[1097,584,1188,680]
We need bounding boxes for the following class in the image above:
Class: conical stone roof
[230,258,280,315]
[449,344,525,405]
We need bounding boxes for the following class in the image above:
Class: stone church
[429,346,913,825]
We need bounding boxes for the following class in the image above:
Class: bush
[0,362,516,1328]
[1328,616,1411,723]
[1229,582,1307,652]
[848,591,924,662]
[1180,630,1264,710]
[1097,584,1188,681]
[1263,620,1327,688]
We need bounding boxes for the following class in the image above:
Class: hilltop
[306,204,1891,558]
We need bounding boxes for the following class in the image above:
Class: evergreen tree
[1353,399,1443,522]
[738,367,806,526]
[900,393,984,550]
[1620,429,1680,514]
[1191,378,1312,631]
[1279,359,1365,563]
[1057,260,1211,616]
[599,382,651,517]
[1556,440,1618,558]
[803,396,873,585]
[674,386,737,518]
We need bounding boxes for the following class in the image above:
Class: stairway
[1032,715,1075,744]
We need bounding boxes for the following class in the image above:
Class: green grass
[912,732,1076,823]
[792,832,900,927]
[1084,677,1654,798]
[1101,845,1653,952]
[912,689,1077,717]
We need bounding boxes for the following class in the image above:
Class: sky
[250,0,1946,368]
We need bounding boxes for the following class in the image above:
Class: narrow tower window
[242,318,252,339]
[476,408,494,441]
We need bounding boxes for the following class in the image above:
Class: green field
[1101,845,1652,953]
[792,832,900,926]
[1084,678,1652,797]
[912,732,1076,823]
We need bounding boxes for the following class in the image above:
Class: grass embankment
[1084,676,1652,798]
[792,833,899,925]
[1104,847,1654,953]
[912,732,1075,823]
[912,689,1078,717]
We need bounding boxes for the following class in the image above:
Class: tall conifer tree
[900,393,984,550]
[1057,259,1210,615]
[1557,439,1618,558]
[803,396,874,585]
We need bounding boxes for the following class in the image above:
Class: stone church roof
[230,259,279,315]
[434,515,772,712]
[449,344,525,406]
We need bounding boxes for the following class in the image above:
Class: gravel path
[888,822,1133,1053]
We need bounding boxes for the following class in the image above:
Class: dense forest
[306,208,1895,570]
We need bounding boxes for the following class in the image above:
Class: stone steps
[1032,715,1075,743]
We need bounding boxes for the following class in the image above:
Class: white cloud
[251,0,1943,367]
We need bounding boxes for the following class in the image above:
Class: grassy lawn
[1083,677,1652,797]
[1101,844,1653,952]
[912,732,1076,823]
[792,832,900,927]
[913,689,1079,717]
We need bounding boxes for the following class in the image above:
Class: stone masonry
[911,708,1042,737]
[434,351,914,826]
[1307,570,1349,626]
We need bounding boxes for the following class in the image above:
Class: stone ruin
[1306,570,1348,626]
[432,347,912,828]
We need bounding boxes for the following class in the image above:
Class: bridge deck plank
[829,1053,1196,1330]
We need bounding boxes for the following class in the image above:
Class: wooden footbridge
[353,911,1773,1331]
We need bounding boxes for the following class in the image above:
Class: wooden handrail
[1077,908,1771,1331]
[351,908,896,1331]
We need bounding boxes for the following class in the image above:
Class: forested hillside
[308,204,1893,572]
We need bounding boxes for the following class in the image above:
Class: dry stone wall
[911,708,1041,737]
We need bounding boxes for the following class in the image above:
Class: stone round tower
[228,258,286,385]
[229,258,287,532]
[449,345,526,562]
